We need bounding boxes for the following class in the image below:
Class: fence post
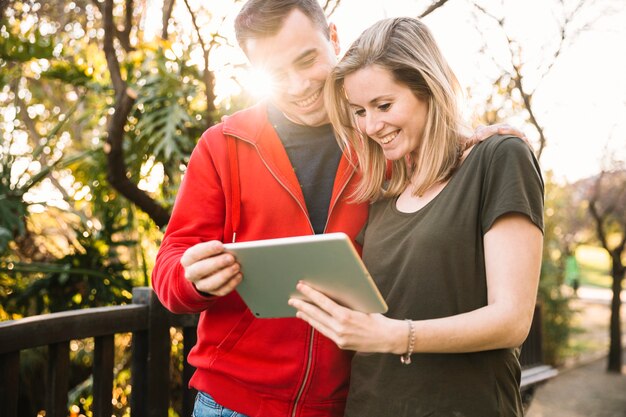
[182,327,198,416]
[132,287,171,417]
[93,335,115,417]
[0,352,19,417]
[46,342,70,417]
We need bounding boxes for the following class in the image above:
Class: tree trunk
[102,0,171,228]
[607,252,624,373]
[104,90,171,228]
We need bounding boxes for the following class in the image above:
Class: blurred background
[1,0,624,416]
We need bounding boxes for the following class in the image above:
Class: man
[151,1,522,416]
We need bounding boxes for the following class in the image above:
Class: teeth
[295,89,321,107]
[380,131,398,144]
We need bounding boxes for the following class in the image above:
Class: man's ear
[328,22,340,55]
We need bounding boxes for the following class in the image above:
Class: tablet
[224,232,388,318]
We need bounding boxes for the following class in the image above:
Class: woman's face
[343,65,428,161]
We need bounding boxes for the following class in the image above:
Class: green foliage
[0,189,27,254]
[0,119,89,256]
[2,231,132,315]
[0,22,55,62]
[537,173,581,366]
[42,60,98,89]
[124,46,205,204]
[576,244,613,288]
[538,259,576,366]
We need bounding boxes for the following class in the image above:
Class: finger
[289,296,332,324]
[298,311,341,344]
[290,299,342,344]
[180,241,225,267]
[184,252,236,282]
[289,287,341,333]
[205,272,243,297]
[296,282,343,315]
[494,125,531,147]
[194,265,242,296]
[292,283,355,335]
[464,136,478,149]
[494,124,525,138]
[469,124,486,140]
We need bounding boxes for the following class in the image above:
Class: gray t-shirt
[267,105,342,234]
[347,135,544,417]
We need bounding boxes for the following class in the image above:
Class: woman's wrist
[388,318,413,355]
[400,319,415,364]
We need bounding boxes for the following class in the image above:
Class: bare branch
[588,201,609,252]
[472,3,548,159]
[183,0,208,53]
[91,0,134,51]
[182,0,217,123]
[419,0,452,18]
[124,0,133,37]
[91,0,103,13]
[103,0,125,94]
[511,65,547,159]
[469,13,508,74]
[161,0,176,40]
[323,0,341,17]
[0,0,8,20]
[536,0,593,84]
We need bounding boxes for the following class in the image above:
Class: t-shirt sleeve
[481,137,544,234]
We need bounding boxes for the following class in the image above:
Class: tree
[585,167,626,372]
[538,173,588,365]
[473,1,599,156]
[467,0,614,366]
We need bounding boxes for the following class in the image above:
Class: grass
[575,245,612,288]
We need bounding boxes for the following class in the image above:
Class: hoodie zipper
[227,134,353,416]
[228,134,315,234]
[291,326,315,417]
[229,134,315,415]
[323,164,357,233]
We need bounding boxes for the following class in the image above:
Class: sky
[144,0,626,184]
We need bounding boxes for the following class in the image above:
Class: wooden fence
[0,287,555,417]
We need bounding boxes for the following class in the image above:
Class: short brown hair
[235,0,330,54]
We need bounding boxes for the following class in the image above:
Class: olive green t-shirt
[345,136,544,417]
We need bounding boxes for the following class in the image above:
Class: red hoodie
[151,102,368,417]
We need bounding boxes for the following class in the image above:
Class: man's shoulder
[222,102,269,134]
[197,102,270,147]
[216,102,268,141]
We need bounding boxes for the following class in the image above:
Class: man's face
[244,9,340,127]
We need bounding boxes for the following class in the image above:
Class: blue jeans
[192,391,250,417]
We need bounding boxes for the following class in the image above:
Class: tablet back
[224,232,388,318]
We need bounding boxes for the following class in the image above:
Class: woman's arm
[289,212,543,354]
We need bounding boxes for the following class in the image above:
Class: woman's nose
[364,113,383,137]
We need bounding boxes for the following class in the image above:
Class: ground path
[525,286,626,417]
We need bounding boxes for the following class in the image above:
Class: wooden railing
[0,288,554,417]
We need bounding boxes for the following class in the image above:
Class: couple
[152,1,544,416]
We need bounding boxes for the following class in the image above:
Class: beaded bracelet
[400,319,415,365]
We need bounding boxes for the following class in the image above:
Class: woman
[288,17,544,417]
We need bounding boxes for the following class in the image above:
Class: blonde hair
[325,17,465,202]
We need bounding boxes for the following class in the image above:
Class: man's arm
[151,128,241,313]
